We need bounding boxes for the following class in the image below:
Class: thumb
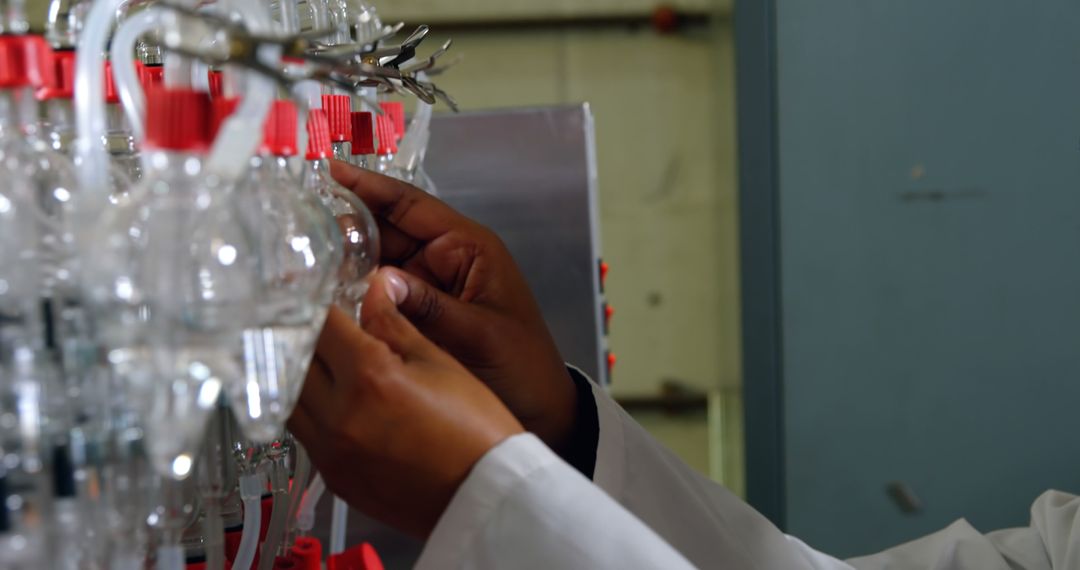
[361,268,440,361]
[373,267,493,356]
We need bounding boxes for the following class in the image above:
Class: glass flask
[83,87,258,480]
[216,99,342,443]
[304,109,380,323]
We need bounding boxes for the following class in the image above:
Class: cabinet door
[774,0,1080,557]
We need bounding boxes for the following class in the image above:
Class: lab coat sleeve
[415,432,696,570]
[583,372,852,569]
[846,491,1080,570]
[582,369,1080,570]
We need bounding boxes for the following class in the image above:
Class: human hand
[329,161,580,455]
[288,268,524,538]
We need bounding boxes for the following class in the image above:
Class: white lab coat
[415,378,1080,569]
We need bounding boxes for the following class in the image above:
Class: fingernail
[385,271,409,306]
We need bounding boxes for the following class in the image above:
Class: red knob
[607,353,617,371]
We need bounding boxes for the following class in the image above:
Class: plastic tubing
[205,0,279,181]
[109,7,163,142]
[204,498,226,570]
[329,497,348,555]
[259,459,291,570]
[284,446,311,543]
[74,0,126,225]
[295,474,326,534]
[233,473,265,570]
[157,545,185,570]
[391,101,432,175]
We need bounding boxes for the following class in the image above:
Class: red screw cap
[322,94,352,142]
[306,109,333,160]
[378,101,405,143]
[187,562,233,570]
[327,543,384,570]
[0,35,52,89]
[350,112,375,155]
[263,100,299,157]
[289,537,322,570]
[144,86,212,153]
[375,113,397,156]
[103,61,137,105]
[37,48,75,100]
[208,70,224,98]
[209,97,240,139]
[140,64,164,90]
[272,555,300,570]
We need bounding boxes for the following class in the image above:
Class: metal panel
[772,0,1080,558]
[734,0,786,529]
[425,105,608,384]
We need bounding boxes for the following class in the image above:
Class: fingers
[370,266,500,362]
[290,357,334,445]
[314,307,407,386]
[330,160,474,242]
[286,406,318,450]
[362,268,444,362]
[298,356,335,414]
[314,307,371,374]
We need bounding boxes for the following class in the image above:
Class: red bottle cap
[263,100,298,157]
[209,97,240,139]
[36,48,75,100]
[350,112,375,155]
[140,64,164,89]
[272,555,299,570]
[188,562,232,570]
[327,543,384,570]
[0,35,52,89]
[208,70,224,98]
[144,86,212,152]
[375,113,397,156]
[378,101,405,142]
[289,537,322,570]
[306,109,332,160]
[103,60,135,105]
[322,94,352,143]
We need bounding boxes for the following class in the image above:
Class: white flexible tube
[156,545,185,570]
[295,474,326,534]
[285,446,312,544]
[74,0,126,223]
[233,473,265,570]
[258,459,290,570]
[391,102,432,175]
[110,7,163,142]
[330,496,348,555]
[205,0,279,180]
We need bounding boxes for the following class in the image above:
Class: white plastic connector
[233,473,265,570]
[296,474,327,533]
